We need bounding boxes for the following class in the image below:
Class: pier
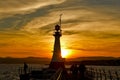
[18,66,120,80]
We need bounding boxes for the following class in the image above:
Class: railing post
[28,67,32,73]
[20,67,22,74]
[115,71,119,80]
[99,69,102,80]
[18,67,20,75]
[96,69,98,80]
[108,70,112,80]
[103,69,106,80]
[93,68,95,77]
[91,68,93,77]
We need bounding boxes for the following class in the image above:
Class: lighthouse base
[49,62,65,70]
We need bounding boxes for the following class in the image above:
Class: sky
[0,0,120,58]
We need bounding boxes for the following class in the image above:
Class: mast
[59,14,62,28]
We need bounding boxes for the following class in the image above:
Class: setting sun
[61,49,71,58]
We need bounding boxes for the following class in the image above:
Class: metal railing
[18,67,65,80]
[86,67,120,80]
[18,67,34,75]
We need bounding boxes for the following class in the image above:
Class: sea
[0,64,45,80]
[0,64,119,80]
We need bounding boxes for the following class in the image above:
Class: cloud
[0,0,65,13]
[64,30,120,39]
[67,41,120,53]
[0,0,66,31]
[0,0,120,32]
[0,0,120,57]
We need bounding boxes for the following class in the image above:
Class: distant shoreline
[0,57,119,66]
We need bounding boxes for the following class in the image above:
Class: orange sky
[0,0,120,58]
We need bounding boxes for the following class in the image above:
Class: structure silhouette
[49,15,65,69]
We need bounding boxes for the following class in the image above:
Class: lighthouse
[49,15,65,69]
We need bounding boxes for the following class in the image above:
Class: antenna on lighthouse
[59,14,63,28]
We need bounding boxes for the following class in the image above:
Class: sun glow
[61,49,71,58]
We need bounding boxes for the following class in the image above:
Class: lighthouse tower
[49,15,65,69]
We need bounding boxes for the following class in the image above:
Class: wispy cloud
[0,0,65,13]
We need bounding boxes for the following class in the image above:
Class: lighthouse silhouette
[49,14,65,69]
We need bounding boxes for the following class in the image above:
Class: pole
[59,14,63,28]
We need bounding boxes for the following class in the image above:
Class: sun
[61,49,71,58]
